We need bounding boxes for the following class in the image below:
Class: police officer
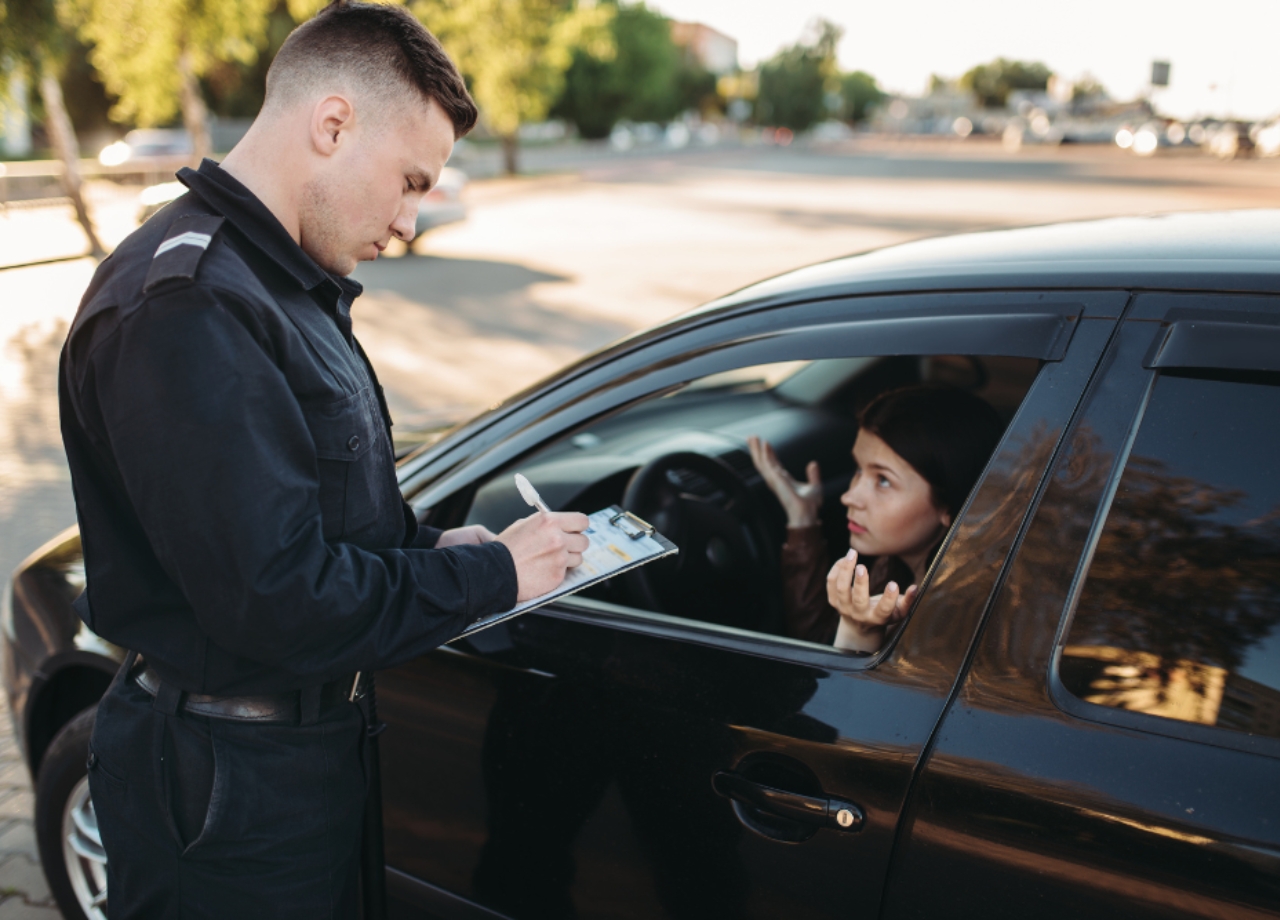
[58,3,590,916]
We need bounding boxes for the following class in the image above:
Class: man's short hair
[265,1,477,138]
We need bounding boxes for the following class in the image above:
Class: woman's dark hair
[858,385,1004,518]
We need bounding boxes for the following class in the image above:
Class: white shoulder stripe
[155,232,213,258]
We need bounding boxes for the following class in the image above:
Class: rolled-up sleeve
[85,287,516,680]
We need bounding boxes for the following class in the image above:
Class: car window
[461,353,1040,656]
[1060,370,1280,740]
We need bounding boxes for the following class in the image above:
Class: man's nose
[391,199,418,243]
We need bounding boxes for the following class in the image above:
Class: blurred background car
[98,128,194,167]
[137,166,469,236]
[414,166,467,238]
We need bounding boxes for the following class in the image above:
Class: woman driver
[748,385,1003,653]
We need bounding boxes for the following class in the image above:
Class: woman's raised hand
[747,435,823,528]
[827,549,918,653]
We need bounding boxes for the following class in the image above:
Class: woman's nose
[841,479,865,509]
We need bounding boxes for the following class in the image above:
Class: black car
[6,210,1280,920]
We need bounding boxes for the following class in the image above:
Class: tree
[556,2,707,140]
[0,0,104,255]
[411,0,612,173]
[754,19,840,133]
[960,57,1051,109]
[61,0,286,163]
[839,70,883,123]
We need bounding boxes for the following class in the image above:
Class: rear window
[1061,370,1280,740]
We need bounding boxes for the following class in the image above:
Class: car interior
[459,353,1042,650]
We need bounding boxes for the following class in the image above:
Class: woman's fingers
[893,585,919,621]
[749,436,790,493]
[826,551,857,614]
[853,562,870,614]
[871,582,901,625]
[805,460,822,490]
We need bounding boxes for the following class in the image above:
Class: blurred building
[670,21,738,76]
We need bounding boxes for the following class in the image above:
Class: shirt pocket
[301,388,379,541]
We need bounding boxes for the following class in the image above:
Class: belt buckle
[348,671,366,703]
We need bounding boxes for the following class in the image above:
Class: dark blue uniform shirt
[59,159,518,696]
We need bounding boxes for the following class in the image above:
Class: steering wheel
[620,451,781,634]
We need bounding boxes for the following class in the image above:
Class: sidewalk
[0,713,61,917]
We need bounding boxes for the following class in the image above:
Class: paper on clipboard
[455,505,678,639]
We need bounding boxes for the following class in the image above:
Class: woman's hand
[826,549,918,653]
[748,435,823,528]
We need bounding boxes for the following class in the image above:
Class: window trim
[1048,350,1280,760]
[1145,318,1280,374]
[419,295,1100,672]
[409,307,1081,514]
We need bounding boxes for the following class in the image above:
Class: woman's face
[841,430,951,563]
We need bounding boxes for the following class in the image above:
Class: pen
[515,473,551,513]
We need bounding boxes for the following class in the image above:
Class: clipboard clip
[609,509,657,540]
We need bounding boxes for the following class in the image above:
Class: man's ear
[939,508,953,529]
[310,95,355,156]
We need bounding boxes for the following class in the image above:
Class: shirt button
[347,435,361,452]
[87,752,98,769]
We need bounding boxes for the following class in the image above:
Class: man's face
[300,95,454,276]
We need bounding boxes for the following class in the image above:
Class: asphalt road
[0,136,1278,915]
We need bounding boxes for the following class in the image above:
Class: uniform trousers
[88,664,368,919]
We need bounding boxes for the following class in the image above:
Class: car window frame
[1047,294,1280,761]
[407,290,1114,673]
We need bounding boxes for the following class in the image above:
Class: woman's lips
[848,520,868,535]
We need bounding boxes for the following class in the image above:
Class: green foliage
[201,4,298,119]
[960,57,1052,109]
[839,70,883,123]
[61,0,277,126]
[410,0,613,140]
[0,0,63,93]
[754,18,839,132]
[555,1,709,140]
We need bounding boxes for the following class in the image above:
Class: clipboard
[455,505,678,639]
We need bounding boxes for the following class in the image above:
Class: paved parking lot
[1,138,1279,915]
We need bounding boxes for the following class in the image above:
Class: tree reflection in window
[1062,371,1280,741]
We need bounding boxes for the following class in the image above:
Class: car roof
[688,209,1280,318]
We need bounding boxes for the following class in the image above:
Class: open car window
[457,352,1041,658]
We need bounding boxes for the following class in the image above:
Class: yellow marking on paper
[607,544,633,563]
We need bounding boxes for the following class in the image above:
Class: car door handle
[712,771,864,831]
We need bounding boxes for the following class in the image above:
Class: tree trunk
[38,62,105,258]
[178,50,212,166]
[500,133,520,175]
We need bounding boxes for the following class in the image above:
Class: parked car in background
[6,211,1280,920]
[97,129,193,168]
[138,166,469,235]
[413,166,467,240]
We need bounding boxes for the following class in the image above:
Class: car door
[883,294,1280,918]
[378,291,1125,920]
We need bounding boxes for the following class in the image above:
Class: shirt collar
[177,159,331,293]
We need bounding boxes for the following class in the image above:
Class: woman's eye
[877,475,891,488]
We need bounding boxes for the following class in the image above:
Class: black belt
[132,664,360,724]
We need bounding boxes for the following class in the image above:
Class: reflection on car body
[6,211,1280,920]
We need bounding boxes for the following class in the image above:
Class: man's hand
[826,549,918,652]
[497,512,591,601]
[434,525,497,548]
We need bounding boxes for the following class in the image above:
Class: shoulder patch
[143,214,225,293]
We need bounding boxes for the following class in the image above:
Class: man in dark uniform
[58,3,589,916]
